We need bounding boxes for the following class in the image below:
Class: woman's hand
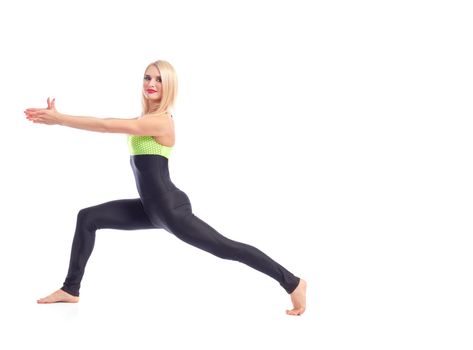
[24,97,63,125]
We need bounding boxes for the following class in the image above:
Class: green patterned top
[127,135,173,159]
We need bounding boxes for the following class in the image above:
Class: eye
[144,76,151,81]
[157,77,162,83]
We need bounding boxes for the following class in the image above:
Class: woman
[25,60,307,316]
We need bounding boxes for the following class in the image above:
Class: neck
[149,100,160,113]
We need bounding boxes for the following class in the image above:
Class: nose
[145,80,155,89]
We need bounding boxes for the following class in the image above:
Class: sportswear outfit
[60,135,300,296]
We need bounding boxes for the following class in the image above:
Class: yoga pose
[25,60,307,315]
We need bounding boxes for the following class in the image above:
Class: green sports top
[127,135,173,159]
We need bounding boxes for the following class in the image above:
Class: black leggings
[60,155,300,296]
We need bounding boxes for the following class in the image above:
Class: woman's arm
[26,109,169,136]
[58,114,169,136]
[25,98,170,136]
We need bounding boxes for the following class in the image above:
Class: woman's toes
[286,308,304,316]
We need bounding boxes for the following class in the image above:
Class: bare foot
[286,278,306,316]
[37,289,79,304]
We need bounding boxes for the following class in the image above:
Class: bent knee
[76,207,100,230]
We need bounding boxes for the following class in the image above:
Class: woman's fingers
[26,96,54,112]
[46,97,57,111]
[25,109,48,118]
[27,115,44,122]
[25,111,45,119]
[26,116,38,122]
[47,96,56,109]
[25,98,56,125]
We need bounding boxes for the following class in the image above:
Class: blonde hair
[141,60,178,117]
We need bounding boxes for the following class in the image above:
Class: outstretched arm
[56,114,169,136]
[25,97,169,136]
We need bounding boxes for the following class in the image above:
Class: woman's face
[143,65,162,102]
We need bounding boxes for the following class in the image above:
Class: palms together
[24,97,61,125]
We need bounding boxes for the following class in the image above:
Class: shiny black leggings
[60,155,300,296]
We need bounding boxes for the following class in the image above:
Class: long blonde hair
[141,60,178,117]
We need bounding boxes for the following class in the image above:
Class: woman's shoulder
[141,113,174,146]
[140,112,173,120]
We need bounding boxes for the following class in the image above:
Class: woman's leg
[142,189,301,294]
[61,198,163,296]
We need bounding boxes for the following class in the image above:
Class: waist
[130,154,178,194]
[130,154,170,168]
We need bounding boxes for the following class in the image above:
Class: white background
[1,0,472,348]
